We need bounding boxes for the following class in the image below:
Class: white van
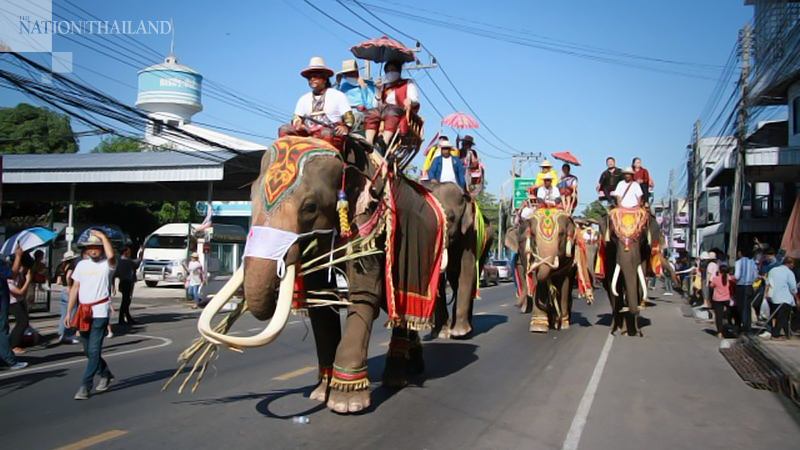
[138,223,246,287]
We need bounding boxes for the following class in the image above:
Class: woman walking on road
[8,250,33,355]
[710,266,733,339]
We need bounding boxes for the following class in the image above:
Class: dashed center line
[273,366,316,381]
[54,429,128,450]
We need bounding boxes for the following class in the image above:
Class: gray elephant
[597,208,662,336]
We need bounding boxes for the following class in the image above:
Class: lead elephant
[199,136,450,414]
[597,207,662,336]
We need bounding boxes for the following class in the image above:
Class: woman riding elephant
[198,136,449,413]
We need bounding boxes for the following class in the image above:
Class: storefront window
[753,182,771,218]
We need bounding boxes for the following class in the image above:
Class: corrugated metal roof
[3,151,234,171]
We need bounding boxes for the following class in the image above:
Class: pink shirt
[709,275,732,302]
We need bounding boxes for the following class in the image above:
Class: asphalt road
[2,283,799,450]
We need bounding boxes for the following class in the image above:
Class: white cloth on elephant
[244,226,338,280]
[613,180,643,208]
[520,206,534,220]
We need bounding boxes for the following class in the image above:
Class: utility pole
[688,121,700,257]
[668,169,674,259]
[728,24,751,267]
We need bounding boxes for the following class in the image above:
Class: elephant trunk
[620,261,641,314]
[536,264,552,283]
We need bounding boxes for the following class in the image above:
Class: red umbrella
[551,151,580,166]
[350,36,415,63]
[441,113,479,130]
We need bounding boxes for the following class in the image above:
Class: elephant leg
[430,273,450,339]
[530,284,549,333]
[328,255,382,414]
[382,329,425,388]
[305,270,341,402]
[450,246,475,338]
[558,274,571,331]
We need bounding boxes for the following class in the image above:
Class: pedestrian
[65,230,116,400]
[8,251,34,355]
[0,247,28,370]
[705,252,719,309]
[709,266,733,339]
[185,252,206,309]
[631,157,653,207]
[733,248,758,334]
[56,251,80,344]
[763,256,799,340]
[32,249,48,292]
[113,247,140,325]
[596,157,623,208]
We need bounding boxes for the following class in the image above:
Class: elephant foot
[327,388,371,414]
[408,340,425,375]
[328,366,371,414]
[449,322,473,339]
[309,368,332,402]
[382,356,410,389]
[429,326,451,340]
[530,316,549,333]
[559,316,570,331]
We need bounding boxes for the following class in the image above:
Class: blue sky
[2,0,755,211]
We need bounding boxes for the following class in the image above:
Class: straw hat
[439,138,453,148]
[79,235,103,248]
[622,166,635,175]
[339,59,359,75]
[700,251,710,260]
[301,57,334,78]
[542,173,554,180]
[540,160,552,167]
[62,251,76,261]
[191,252,199,259]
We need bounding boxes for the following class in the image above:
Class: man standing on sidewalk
[114,247,139,325]
[733,248,758,334]
[65,230,116,400]
[185,252,205,310]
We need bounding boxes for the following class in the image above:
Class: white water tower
[135,54,203,127]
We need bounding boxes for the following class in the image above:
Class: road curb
[720,336,800,408]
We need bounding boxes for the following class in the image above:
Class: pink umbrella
[441,113,479,130]
[350,36,415,63]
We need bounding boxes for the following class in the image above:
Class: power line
[302,0,370,39]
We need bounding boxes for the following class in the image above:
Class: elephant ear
[505,226,519,254]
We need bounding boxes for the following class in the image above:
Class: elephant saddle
[384,177,447,330]
[609,207,648,251]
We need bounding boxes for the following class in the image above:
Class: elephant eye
[301,203,318,215]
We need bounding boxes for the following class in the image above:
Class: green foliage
[0,103,78,154]
[580,200,606,221]
[91,135,141,153]
[154,201,198,224]
[475,190,499,225]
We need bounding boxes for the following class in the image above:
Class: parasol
[441,113,479,130]
[551,151,580,166]
[350,36,415,63]
[0,227,57,256]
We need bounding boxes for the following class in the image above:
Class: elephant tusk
[637,264,648,300]
[440,249,448,273]
[198,265,295,350]
[611,263,620,297]
[552,256,560,268]
[566,240,573,258]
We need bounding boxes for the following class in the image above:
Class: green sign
[512,178,536,209]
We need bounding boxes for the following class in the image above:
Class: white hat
[622,166,635,175]
[301,57,334,78]
[700,251,710,260]
[542,173,554,180]
[439,138,453,148]
[80,235,103,248]
[191,252,199,259]
[540,160,552,167]
[62,251,76,261]
[708,251,716,259]
[339,59,359,74]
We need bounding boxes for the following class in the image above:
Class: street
[1,284,799,450]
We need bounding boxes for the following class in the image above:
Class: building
[693,1,800,256]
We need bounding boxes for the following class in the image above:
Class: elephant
[198,136,450,414]
[506,207,592,332]
[424,182,496,339]
[597,208,662,336]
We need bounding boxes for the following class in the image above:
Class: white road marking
[561,333,615,450]
[0,334,173,379]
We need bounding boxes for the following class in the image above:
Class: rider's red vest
[381,80,409,107]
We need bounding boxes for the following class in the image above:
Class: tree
[0,103,77,154]
[580,200,606,221]
[91,135,141,153]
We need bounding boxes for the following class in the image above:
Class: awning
[705,146,800,187]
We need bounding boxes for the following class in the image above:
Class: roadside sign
[512,178,536,209]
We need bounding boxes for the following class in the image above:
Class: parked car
[494,259,512,281]
[480,260,499,286]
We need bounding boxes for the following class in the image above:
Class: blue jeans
[187,285,201,304]
[59,290,77,338]
[80,318,112,388]
[0,282,17,367]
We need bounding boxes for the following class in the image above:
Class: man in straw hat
[65,230,116,400]
[428,138,466,190]
[534,160,559,188]
[612,166,644,209]
[536,173,561,207]
[279,57,354,149]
